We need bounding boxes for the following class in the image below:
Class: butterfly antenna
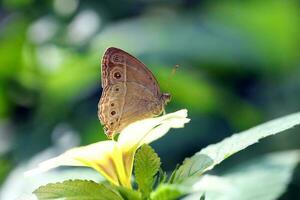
[172,64,179,77]
[165,64,179,90]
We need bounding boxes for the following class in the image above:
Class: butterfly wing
[98,47,165,138]
[101,47,161,96]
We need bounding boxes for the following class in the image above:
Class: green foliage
[116,186,142,200]
[0,159,11,184]
[157,168,168,185]
[150,184,183,200]
[134,144,161,199]
[200,194,205,200]
[34,180,123,200]
[172,154,213,184]
[173,111,300,183]
[168,164,181,184]
[184,151,300,200]
[208,0,300,66]
[2,0,33,9]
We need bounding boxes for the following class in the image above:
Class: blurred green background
[0,0,299,199]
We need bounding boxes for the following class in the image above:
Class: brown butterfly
[98,47,171,139]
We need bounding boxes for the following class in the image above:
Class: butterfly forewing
[101,47,161,96]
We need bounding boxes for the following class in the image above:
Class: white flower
[25,109,190,188]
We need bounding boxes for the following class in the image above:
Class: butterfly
[98,47,171,139]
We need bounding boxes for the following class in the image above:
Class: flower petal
[25,141,123,186]
[118,109,190,151]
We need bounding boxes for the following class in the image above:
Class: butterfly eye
[111,103,114,106]
[114,72,121,79]
[111,111,116,115]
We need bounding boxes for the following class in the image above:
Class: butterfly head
[161,93,171,105]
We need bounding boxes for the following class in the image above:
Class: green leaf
[34,180,123,200]
[168,164,180,184]
[116,186,142,200]
[134,144,161,199]
[174,111,300,183]
[150,184,183,200]
[200,194,206,200]
[184,150,300,200]
[157,168,168,184]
